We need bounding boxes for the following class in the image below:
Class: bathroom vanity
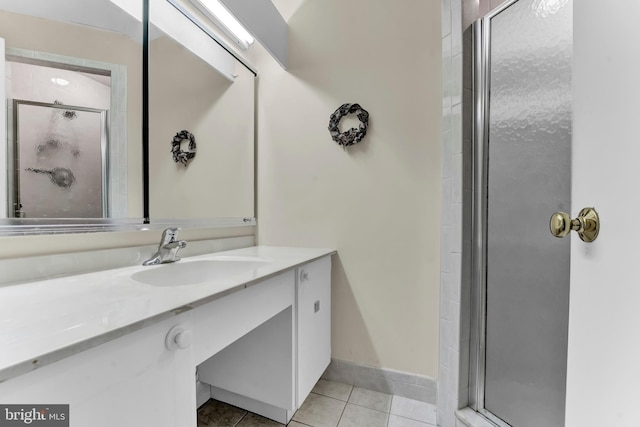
[0,246,334,426]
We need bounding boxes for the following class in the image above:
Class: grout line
[344,396,392,414]
[390,395,396,415]
[232,411,248,427]
[335,389,353,427]
[390,414,437,427]
[346,400,392,414]
[333,385,354,427]
[336,403,348,427]
[345,385,354,403]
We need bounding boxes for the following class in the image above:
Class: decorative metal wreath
[171,130,197,166]
[328,103,369,147]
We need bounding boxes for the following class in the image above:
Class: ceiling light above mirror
[188,0,254,49]
[50,77,70,86]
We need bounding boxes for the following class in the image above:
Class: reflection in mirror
[0,0,143,228]
[148,0,255,220]
[12,100,108,218]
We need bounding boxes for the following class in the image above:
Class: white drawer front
[192,270,295,366]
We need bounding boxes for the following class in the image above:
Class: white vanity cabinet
[196,270,297,415]
[296,256,332,406]
[0,248,334,427]
[0,313,196,427]
[197,256,332,424]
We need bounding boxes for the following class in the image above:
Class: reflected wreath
[171,130,197,166]
[328,103,369,147]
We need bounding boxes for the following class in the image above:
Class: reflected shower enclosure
[11,100,108,218]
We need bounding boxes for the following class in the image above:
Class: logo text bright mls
[0,405,68,426]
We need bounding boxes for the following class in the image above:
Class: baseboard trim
[321,358,437,404]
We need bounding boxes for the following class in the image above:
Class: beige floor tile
[286,422,310,427]
[390,396,437,425]
[388,414,435,427]
[347,387,392,412]
[197,399,247,427]
[312,379,353,401]
[292,393,346,427]
[337,404,388,427]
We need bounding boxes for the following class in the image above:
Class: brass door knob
[549,207,600,242]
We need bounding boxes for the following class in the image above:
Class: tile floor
[197,379,437,427]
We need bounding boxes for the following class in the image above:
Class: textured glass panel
[16,102,106,218]
[484,1,572,426]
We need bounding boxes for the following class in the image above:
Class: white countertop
[0,246,335,383]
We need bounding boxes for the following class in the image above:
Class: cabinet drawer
[297,256,331,405]
[192,270,295,366]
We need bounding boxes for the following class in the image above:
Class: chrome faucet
[143,227,187,266]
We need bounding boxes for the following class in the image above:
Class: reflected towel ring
[171,130,197,166]
[328,103,369,148]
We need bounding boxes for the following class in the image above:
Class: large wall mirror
[147,0,256,223]
[0,0,257,235]
[0,0,144,232]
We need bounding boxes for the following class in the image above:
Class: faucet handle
[161,227,181,244]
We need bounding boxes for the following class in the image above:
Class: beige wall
[148,36,254,219]
[0,226,254,260]
[253,0,442,377]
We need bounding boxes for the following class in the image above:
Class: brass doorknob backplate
[549,207,599,243]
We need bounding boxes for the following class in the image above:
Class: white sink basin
[131,258,270,287]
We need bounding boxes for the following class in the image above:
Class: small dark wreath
[171,130,197,166]
[328,103,369,147]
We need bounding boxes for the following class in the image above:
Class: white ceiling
[0,0,143,42]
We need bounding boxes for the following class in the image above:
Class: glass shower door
[473,0,573,426]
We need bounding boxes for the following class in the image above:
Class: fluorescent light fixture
[188,0,254,50]
[51,77,69,86]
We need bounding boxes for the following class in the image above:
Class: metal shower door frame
[468,1,523,426]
